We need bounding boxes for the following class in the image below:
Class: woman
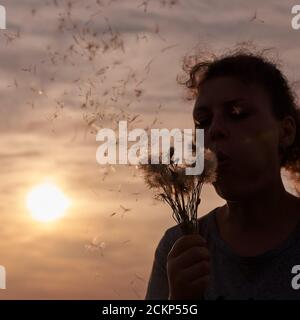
[145,50,300,300]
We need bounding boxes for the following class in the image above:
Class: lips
[216,150,229,162]
[215,150,231,169]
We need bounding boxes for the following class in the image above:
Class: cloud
[0,0,298,299]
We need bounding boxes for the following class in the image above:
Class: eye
[194,118,211,128]
[229,105,248,119]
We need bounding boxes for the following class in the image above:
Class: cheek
[213,128,280,200]
[237,127,280,173]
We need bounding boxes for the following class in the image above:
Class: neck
[224,176,290,230]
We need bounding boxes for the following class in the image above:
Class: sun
[26,182,70,223]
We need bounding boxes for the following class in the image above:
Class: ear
[279,116,296,149]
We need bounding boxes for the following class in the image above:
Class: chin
[213,181,246,202]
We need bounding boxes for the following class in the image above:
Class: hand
[167,234,210,300]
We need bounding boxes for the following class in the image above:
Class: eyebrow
[195,98,246,111]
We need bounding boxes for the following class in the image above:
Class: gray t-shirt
[145,207,300,300]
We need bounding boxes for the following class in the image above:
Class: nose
[207,114,229,144]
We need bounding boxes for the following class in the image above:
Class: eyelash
[195,108,249,128]
[230,111,248,119]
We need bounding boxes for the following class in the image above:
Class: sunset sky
[0,0,299,299]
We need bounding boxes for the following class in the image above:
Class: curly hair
[180,48,300,195]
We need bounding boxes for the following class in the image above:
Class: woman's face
[193,76,282,201]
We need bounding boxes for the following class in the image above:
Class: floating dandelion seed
[11,0,183,168]
[134,273,146,283]
[119,205,132,218]
[134,89,142,97]
[85,237,106,256]
[132,192,140,196]
[130,283,141,299]
[249,9,265,23]
[94,272,102,280]
[160,44,179,53]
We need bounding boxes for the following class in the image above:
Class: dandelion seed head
[202,148,218,183]
[139,147,218,233]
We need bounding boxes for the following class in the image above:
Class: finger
[168,234,207,259]
[190,275,210,292]
[181,261,210,282]
[175,246,210,269]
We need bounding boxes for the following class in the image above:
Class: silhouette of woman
[145,50,300,300]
